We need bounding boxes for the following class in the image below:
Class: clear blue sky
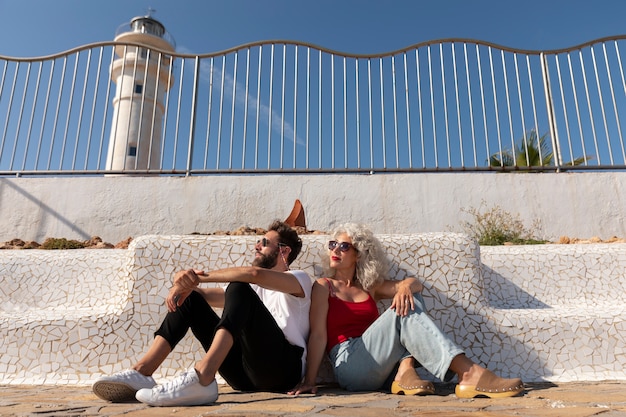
[1,0,626,57]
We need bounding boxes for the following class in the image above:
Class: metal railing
[2,36,626,175]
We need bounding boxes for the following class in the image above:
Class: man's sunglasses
[257,237,287,248]
[328,240,356,252]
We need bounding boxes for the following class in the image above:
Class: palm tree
[489,129,591,170]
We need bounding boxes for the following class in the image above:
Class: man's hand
[166,286,192,312]
[174,269,205,290]
[166,269,206,312]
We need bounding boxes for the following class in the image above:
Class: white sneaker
[92,369,156,402]
[135,368,218,406]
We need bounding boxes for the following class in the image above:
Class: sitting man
[92,220,312,406]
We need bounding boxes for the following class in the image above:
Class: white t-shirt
[252,270,313,377]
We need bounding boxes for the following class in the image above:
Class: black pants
[154,282,304,392]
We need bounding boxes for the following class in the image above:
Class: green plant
[41,238,86,250]
[459,202,547,245]
[489,129,592,169]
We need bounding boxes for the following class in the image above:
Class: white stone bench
[1,234,624,385]
[477,244,626,382]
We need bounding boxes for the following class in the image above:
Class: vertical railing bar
[215,55,226,169]
[526,54,541,166]
[513,53,529,165]
[21,61,43,170]
[148,51,162,171]
[591,44,614,164]
[124,48,139,170]
[159,51,174,170]
[403,52,412,168]
[242,48,251,169]
[70,49,92,170]
[305,47,310,169]
[106,45,128,170]
[0,61,9,157]
[540,52,561,169]
[379,58,386,169]
[98,47,115,170]
[391,55,399,168]
[85,47,104,170]
[0,60,7,97]
[1,62,19,165]
[204,57,215,169]
[416,49,425,167]
[172,56,186,169]
[293,45,298,168]
[228,51,238,170]
[500,50,516,165]
[567,53,587,165]
[578,50,601,164]
[367,58,373,168]
[611,41,626,162]
[355,58,361,169]
[452,43,464,167]
[108,46,127,170]
[476,45,491,164]
[343,56,347,168]
[254,47,261,170]
[267,44,275,169]
[555,54,575,165]
[440,44,451,168]
[48,57,68,170]
[331,53,335,169]
[489,47,504,166]
[203,57,215,169]
[35,59,55,169]
[428,45,438,167]
[187,56,200,175]
[280,44,286,169]
[10,62,32,171]
[135,49,154,170]
[318,49,322,169]
[464,43,478,167]
[135,48,150,171]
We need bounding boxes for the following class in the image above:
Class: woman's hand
[390,278,423,316]
[288,379,318,396]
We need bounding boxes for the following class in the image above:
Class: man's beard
[252,247,279,269]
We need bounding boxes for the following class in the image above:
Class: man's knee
[225,281,255,301]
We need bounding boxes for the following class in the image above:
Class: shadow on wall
[0,178,92,241]
[386,262,547,382]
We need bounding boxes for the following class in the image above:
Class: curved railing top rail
[3,34,626,62]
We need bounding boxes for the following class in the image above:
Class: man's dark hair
[268,220,302,265]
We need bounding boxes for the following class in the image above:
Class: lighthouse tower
[106,13,175,172]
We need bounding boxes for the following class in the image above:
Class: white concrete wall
[1,172,625,243]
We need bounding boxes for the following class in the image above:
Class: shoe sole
[391,381,435,396]
[92,381,138,402]
[455,386,524,399]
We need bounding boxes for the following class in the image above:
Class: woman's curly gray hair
[323,223,389,291]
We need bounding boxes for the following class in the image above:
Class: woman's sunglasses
[328,240,356,252]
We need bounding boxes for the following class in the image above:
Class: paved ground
[1,381,626,417]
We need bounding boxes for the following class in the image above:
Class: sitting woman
[290,223,524,398]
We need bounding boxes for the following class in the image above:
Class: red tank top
[325,279,380,352]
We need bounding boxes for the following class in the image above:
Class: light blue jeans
[328,293,464,391]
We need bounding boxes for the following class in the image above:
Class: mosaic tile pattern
[1,234,625,385]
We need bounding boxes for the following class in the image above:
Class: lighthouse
[105,13,175,172]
